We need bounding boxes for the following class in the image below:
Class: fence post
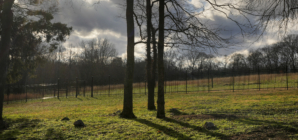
[54,82,56,98]
[198,71,200,92]
[25,80,27,102]
[232,67,234,92]
[274,68,277,89]
[258,66,260,91]
[211,68,213,89]
[296,68,298,89]
[84,80,86,97]
[91,76,93,97]
[7,85,9,104]
[145,79,147,95]
[43,81,45,99]
[66,79,68,98]
[109,75,110,96]
[164,74,166,94]
[58,78,60,99]
[248,69,250,90]
[139,76,141,94]
[76,77,78,98]
[286,65,288,90]
[186,71,187,94]
[208,67,210,93]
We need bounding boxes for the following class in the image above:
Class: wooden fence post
[66,79,68,98]
[25,80,27,102]
[76,77,78,98]
[58,78,60,99]
[7,85,9,104]
[232,67,235,92]
[109,75,110,96]
[258,66,260,91]
[145,79,147,95]
[286,65,288,90]
[186,71,187,94]
[91,76,93,97]
[84,80,86,97]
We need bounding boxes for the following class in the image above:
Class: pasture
[1,87,298,139]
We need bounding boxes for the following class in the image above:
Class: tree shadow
[0,117,42,140]
[235,117,298,130]
[133,118,192,140]
[208,107,298,128]
[168,109,188,115]
[92,97,99,100]
[44,128,65,139]
[76,98,83,101]
[162,117,228,139]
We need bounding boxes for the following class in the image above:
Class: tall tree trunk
[0,0,14,129]
[147,0,156,110]
[120,0,136,118]
[151,26,157,89]
[157,0,165,118]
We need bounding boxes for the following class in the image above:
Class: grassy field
[1,88,298,140]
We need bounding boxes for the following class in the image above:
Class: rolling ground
[1,87,298,139]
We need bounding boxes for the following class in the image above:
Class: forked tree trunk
[157,0,165,118]
[0,0,14,128]
[120,0,136,118]
[147,0,156,110]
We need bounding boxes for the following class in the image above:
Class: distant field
[1,88,298,139]
[5,72,298,102]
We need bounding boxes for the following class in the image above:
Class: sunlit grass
[1,88,298,139]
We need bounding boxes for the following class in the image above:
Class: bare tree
[0,0,14,129]
[185,47,200,72]
[243,0,298,32]
[229,53,247,70]
[120,0,136,118]
[281,34,298,70]
[261,45,280,70]
[146,0,156,111]
[157,0,165,118]
[247,49,264,70]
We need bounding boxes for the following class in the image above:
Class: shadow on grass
[209,107,298,128]
[133,119,192,140]
[92,97,99,99]
[45,128,65,140]
[168,109,188,115]
[76,98,83,101]
[235,117,298,130]
[0,117,42,140]
[163,117,228,139]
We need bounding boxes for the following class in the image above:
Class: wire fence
[3,66,298,104]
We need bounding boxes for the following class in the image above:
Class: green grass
[1,88,298,139]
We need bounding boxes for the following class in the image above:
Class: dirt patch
[230,125,298,140]
[172,114,239,120]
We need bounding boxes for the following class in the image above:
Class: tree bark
[157,0,165,118]
[146,0,156,110]
[152,25,157,89]
[120,0,136,118]
[0,0,14,128]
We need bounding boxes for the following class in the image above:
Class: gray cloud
[53,0,128,55]
[53,0,297,59]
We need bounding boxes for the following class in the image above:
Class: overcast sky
[53,0,298,59]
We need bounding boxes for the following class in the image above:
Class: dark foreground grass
[1,89,298,140]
